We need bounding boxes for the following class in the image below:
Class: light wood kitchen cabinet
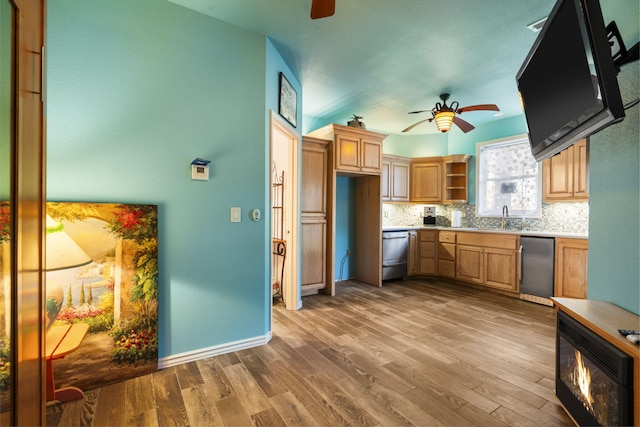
[555,237,588,299]
[456,232,520,293]
[437,231,456,278]
[417,229,437,275]
[408,230,418,276]
[309,124,384,174]
[543,138,589,201]
[382,155,410,202]
[410,157,442,202]
[442,154,471,204]
[301,136,330,295]
[307,124,386,293]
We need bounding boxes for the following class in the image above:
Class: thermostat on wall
[191,158,211,181]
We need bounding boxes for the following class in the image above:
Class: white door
[270,113,300,310]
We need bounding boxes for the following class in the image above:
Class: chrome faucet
[501,205,509,230]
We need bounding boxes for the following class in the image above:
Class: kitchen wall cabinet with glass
[543,138,588,201]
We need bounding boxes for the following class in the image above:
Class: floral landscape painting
[43,202,158,393]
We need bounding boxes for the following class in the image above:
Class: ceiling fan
[311,0,335,19]
[402,93,500,133]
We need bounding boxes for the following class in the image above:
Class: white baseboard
[158,331,272,369]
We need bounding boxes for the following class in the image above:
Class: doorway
[270,113,300,311]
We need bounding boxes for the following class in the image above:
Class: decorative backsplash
[383,202,589,235]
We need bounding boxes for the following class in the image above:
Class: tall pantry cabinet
[307,124,386,295]
[301,136,330,296]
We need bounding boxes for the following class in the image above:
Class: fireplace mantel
[552,297,640,426]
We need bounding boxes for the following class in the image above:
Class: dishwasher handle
[518,244,523,286]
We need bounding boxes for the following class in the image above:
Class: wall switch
[230,207,241,223]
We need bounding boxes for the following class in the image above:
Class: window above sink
[476,134,542,218]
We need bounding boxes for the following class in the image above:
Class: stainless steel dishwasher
[382,230,409,280]
[520,236,555,300]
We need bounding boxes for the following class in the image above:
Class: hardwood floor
[46,278,573,426]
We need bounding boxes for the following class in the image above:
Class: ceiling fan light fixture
[434,110,455,132]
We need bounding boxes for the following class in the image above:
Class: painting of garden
[43,202,159,393]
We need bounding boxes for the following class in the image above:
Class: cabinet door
[381,159,390,201]
[301,220,326,291]
[391,161,410,201]
[555,238,588,298]
[543,148,573,200]
[301,142,328,215]
[335,134,360,172]
[437,242,456,278]
[484,248,518,291]
[572,139,589,199]
[411,162,442,202]
[407,230,418,276]
[360,138,382,173]
[456,245,483,284]
[418,230,436,275]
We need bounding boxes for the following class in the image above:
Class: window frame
[475,134,542,218]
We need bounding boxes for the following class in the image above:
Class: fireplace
[556,310,634,426]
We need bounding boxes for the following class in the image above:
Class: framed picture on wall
[278,72,297,128]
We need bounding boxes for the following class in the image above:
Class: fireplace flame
[574,350,594,408]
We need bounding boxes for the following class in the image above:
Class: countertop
[382,225,588,239]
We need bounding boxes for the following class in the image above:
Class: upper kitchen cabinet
[410,157,442,202]
[309,124,386,175]
[382,155,410,202]
[442,154,471,204]
[543,138,589,202]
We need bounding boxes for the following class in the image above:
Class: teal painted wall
[587,60,639,315]
[47,0,271,357]
[335,176,355,281]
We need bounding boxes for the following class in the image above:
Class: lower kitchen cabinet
[437,231,456,278]
[555,237,588,298]
[418,229,437,275]
[484,247,519,291]
[456,232,519,293]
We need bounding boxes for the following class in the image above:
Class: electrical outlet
[346,249,351,256]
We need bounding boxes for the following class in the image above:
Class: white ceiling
[167,0,638,135]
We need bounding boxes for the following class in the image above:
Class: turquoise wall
[335,176,355,281]
[47,0,272,358]
[587,60,639,315]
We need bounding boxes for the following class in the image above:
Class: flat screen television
[516,0,625,162]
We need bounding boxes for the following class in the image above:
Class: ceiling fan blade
[408,109,430,114]
[453,116,475,133]
[456,104,500,113]
[402,118,431,133]
[311,0,335,19]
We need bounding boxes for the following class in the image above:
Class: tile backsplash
[382,202,589,235]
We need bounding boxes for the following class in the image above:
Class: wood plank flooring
[46,278,573,426]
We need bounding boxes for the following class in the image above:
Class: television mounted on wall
[516,0,625,162]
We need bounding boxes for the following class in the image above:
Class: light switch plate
[230,207,241,223]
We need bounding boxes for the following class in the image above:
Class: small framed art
[278,72,297,128]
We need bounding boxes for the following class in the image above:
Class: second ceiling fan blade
[402,118,431,133]
[311,0,335,19]
[453,116,475,133]
[456,104,500,113]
